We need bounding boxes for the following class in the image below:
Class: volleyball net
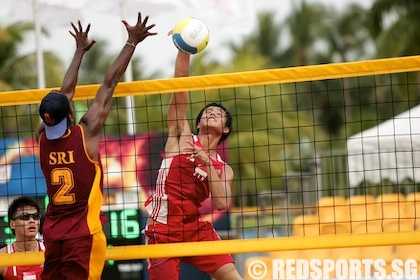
[0,56,420,276]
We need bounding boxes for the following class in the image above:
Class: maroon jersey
[39,124,106,241]
[145,135,225,227]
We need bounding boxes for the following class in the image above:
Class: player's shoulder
[0,246,8,254]
[222,161,234,177]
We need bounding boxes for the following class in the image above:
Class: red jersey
[145,135,225,226]
[38,125,106,241]
[4,241,45,280]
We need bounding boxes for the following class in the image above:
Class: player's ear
[9,220,16,231]
[223,127,230,135]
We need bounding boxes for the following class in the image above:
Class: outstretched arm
[165,51,192,155]
[80,12,156,159]
[60,21,96,101]
[36,21,95,139]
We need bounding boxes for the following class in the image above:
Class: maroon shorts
[41,230,106,280]
[143,221,234,280]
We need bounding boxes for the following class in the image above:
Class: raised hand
[69,20,96,52]
[123,12,157,46]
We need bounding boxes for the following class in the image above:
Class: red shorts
[143,221,234,279]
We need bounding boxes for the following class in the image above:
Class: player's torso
[146,135,225,224]
[4,243,44,280]
[39,125,104,239]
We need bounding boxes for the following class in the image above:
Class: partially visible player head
[39,91,71,140]
[195,102,232,144]
[8,196,41,236]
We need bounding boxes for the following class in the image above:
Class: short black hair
[8,197,41,235]
[195,102,233,144]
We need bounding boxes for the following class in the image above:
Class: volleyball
[172,17,210,55]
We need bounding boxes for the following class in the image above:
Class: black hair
[195,102,233,144]
[8,197,41,235]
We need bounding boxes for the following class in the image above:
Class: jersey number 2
[51,167,76,204]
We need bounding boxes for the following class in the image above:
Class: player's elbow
[213,199,228,211]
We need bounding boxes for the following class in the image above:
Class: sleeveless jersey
[145,135,225,226]
[38,124,106,241]
[4,241,45,280]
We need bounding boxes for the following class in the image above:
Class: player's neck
[13,240,38,252]
[198,134,219,154]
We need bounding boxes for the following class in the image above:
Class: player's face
[10,206,40,239]
[200,106,228,130]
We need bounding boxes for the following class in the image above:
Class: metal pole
[120,0,136,135]
[33,0,46,89]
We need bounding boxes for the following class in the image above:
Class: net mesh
[0,56,419,278]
